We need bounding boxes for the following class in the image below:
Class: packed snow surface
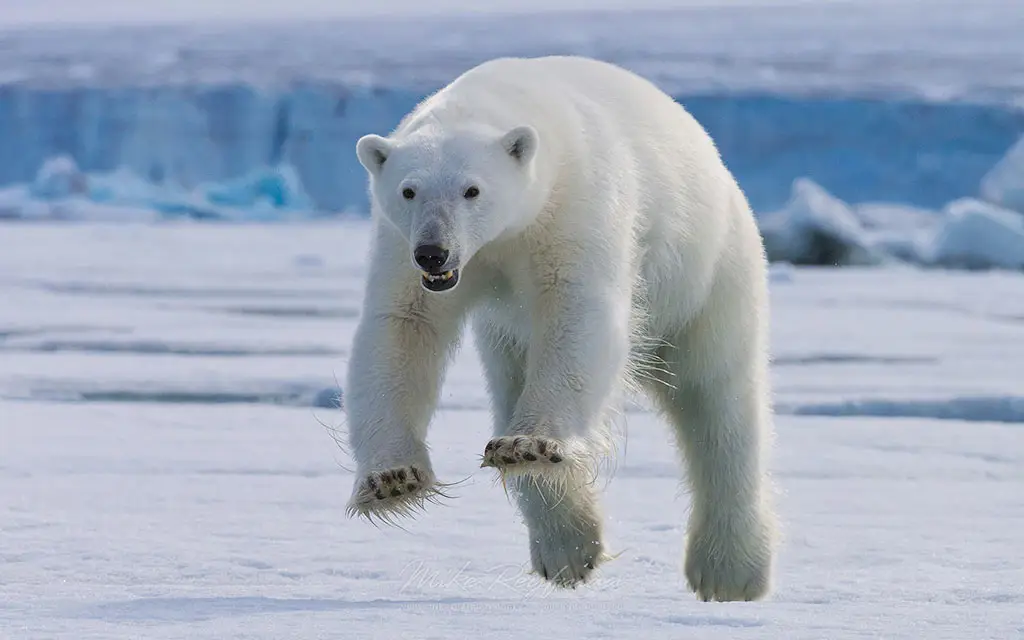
[1,222,1023,639]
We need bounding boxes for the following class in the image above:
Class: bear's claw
[481,435,565,470]
[346,464,442,522]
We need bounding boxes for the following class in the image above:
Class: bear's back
[391,55,747,286]
[396,57,723,189]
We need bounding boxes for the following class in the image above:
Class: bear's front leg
[479,227,634,478]
[475,316,610,588]
[344,268,466,523]
[480,276,631,481]
[478,266,630,588]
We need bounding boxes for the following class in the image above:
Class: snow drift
[761,178,1024,271]
[980,136,1024,215]
[0,155,318,221]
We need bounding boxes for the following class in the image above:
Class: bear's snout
[413,244,450,273]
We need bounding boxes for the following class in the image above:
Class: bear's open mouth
[420,269,460,292]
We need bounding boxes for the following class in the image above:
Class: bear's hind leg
[474,318,609,588]
[645,284,777,602]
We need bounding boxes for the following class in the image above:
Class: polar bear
[344,55,777,602]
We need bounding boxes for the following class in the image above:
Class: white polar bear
[344,55,778,602]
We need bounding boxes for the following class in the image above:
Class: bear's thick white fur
[345,55,778,601]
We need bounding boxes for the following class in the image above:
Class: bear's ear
[356,134,393,176]
[500,125,538,165]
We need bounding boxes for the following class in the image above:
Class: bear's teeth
[422,271,454,282]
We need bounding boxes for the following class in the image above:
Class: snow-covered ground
[2,222,1022,639]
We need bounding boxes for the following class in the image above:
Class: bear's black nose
[414,244,449,272]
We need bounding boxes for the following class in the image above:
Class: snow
[2,222,1023,638]
[0,156,320,221]
[3,0,906,27]
[28,155,89,200]
[2,3,1023,634]
[3,2,1022,99]
[759,178,886,266]
[926,199,1024,271]
[757,177,1024,270]
[981,135,1024,215]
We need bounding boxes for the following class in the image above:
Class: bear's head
[356,124,539,293]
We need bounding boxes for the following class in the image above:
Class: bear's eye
[402,187,416,200]
[463,186,480,199]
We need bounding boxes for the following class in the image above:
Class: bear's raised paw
[346,464,442,523]
[480,435,565,472]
